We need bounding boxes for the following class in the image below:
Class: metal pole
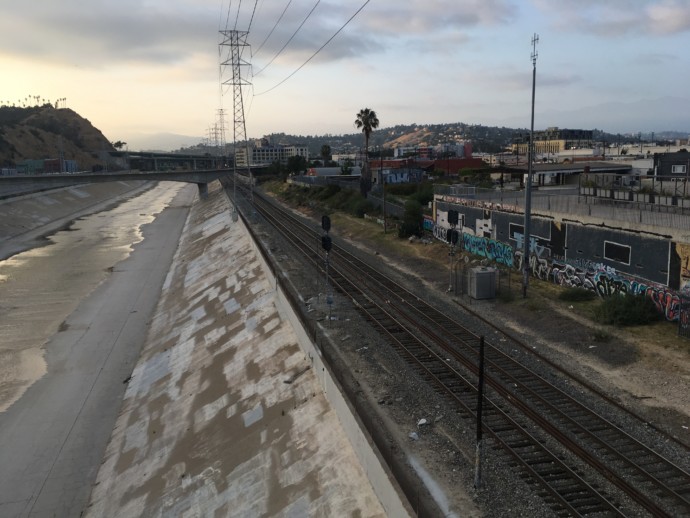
[474,335,485,488]
[381,148,386,234]
[326,252,332,323]
[448,243,453,292]
[522,33,538,298]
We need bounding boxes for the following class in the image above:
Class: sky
[1,0,689,150]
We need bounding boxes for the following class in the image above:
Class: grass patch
[558,287,597,302]
[592,294,660,327]
[497,289,516,303]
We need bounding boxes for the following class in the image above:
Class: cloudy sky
[2,0,689,149]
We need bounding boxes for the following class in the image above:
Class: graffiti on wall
[437,195,520,214]
[547,258,683,322]
[431,220,687,323]
[514,252,553,281]
[513,231,550,259]
[680,302,690,338]
[463,233,514,267]
[677,243,690,295]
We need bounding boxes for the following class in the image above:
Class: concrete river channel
[0,181,194,517]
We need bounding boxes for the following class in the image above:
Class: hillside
[0,105,114,170]
[258,123,523,156]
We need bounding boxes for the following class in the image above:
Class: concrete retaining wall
[236,200,412,518]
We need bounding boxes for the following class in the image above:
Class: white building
[251,143,309,165]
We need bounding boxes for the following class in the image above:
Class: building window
[671,164,687,174]
[603,241,630,265]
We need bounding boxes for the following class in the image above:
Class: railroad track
[228,180,690,517]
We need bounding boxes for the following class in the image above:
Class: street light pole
[522,33,538,298]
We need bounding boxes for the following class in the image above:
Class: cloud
[1,0,521,74]
[631,52,680,65]
[533,0,690,37]
[647,1,690,33]
[0,0,219,67]
[247,0,519,68]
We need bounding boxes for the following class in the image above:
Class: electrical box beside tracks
[469,267,497,300]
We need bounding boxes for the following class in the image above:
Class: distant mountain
[259,124,527,155]
[126,132,204,152]
[0,105,114,169]
[4,104,683,170]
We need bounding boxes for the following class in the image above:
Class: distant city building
[332,153,359,167]
[512,127,594,156]
[654,151,690,177]
[306,166,361,177]
[252,139,309,165]
[394,142,472,159]
[433,142,472,158]
[17,158,78,174]
[235,138,309,166]
[373,167,423,185]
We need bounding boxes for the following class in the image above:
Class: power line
[247,0,260,32]
[254,0,370,96]
[252,0,294,59]
[233,0,242,31]
[253,0,322,77]
[222,0,233,33]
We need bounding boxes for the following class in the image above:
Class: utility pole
[522,33,538,298]
[380,147,386,234]
[447,210,459,292]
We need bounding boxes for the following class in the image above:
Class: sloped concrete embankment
[87,181,409,516]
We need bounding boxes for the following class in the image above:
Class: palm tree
[355,107,379,196]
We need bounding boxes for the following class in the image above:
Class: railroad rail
[229,180,690,517]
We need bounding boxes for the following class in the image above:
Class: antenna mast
[522,33,538,298]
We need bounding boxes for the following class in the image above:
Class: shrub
[497,289,515,303]
[593,294,660,326]
[412,182,434,206]
[558,288,597,302]
[347,198,374,218]
[398,199,422,238]
[387,183,417,196]
[315,184,340,200]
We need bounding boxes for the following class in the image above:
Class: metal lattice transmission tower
[219,29,253,202]
[216,108,227,158]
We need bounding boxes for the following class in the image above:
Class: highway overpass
[0,168,262,199]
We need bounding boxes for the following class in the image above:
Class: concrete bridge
[0,168,259,199]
